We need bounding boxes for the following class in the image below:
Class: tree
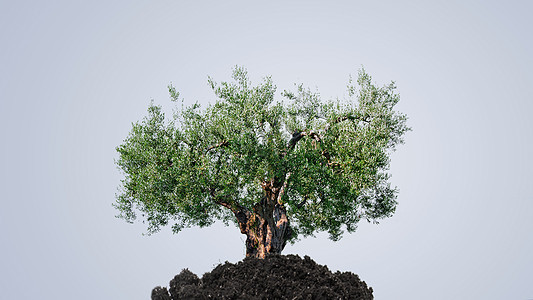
[115,66,410,258]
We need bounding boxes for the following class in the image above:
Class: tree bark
[235,180,292,259]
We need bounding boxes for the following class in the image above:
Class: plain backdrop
[1,1,532,299]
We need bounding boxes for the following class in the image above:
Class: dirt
[151,254,373,299]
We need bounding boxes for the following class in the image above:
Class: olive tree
[115,67,410,258]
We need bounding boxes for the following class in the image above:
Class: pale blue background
[1,1,532,299]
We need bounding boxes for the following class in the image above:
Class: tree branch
[286,130,321,152]
[325,114,370,132]
[284,114,368,165]
[205,140,228,154]
[296,195,308,209]
[287,131,306,150]
[276,172,291,205]
[209,188,232,209]
[209,188,249,225]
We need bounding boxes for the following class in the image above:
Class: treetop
[115,66,410,242]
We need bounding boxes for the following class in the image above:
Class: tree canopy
[115,67,409,248]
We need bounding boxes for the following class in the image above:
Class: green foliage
[115,66,410,240]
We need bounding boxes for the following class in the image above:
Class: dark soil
[152,254,373,299]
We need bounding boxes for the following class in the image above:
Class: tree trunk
[235,180,292,259]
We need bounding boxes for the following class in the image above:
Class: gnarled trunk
[242,203,291,258]
[234,180,292,258]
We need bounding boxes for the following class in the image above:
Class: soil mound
[152,254,373,299]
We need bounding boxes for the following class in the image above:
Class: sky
[1,1,532,299]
